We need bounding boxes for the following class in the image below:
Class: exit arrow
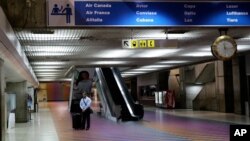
[124,41,129,46]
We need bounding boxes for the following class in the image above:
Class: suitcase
[72,113,81,129]
[70,99,82,113]
[71,99,82,129]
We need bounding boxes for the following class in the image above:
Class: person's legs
[81,112,86,129]
[86,113,90,130]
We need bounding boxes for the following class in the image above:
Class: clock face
[216,40,236,58]
[211,35,237,60]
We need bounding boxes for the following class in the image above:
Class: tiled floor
[5,102,250,141]
[6,103,59,141]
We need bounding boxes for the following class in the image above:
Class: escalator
[95,67,144,121]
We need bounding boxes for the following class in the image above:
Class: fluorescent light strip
[92,61,128,65]
[37,76,61,78]
[167,33,184,39]
[142,65,171,68]
[19,36,79,41]
[137,49,179,58]
[95,50,135,58]
[121,74,136,77]
[31,62,67,65]
[159,60,189,64]
[121,73,135,76]
[132,68,158,71]
[32,66,68,69]
[34,69,66,72]
[182,52,213,57]
[36,74,62,76]
[137,32,167,39]
[123,71,146,74]
[238,45,250,51]
[36,72,62,75]
[25,46,80,52]
[32,52,74,56]
[199,47,212,52]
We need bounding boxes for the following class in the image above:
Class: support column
[179,68,187,108]
[224,61,234,113]
[0,58,6,141]
[6,81,28,123]
[215,60,226,112]
[232,57,245,115]
[68,74,75,111]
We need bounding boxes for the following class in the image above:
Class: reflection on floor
[5,101,250,141]
[6,102,59,141]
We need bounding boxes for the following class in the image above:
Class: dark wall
[158,71,170,91]
[130,77,137,101]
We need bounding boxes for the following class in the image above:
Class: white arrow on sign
[122,39,131,48]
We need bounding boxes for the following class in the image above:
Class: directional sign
[131,40,138,48]
[122,39,177,49]
[140,40,147,48]
[148,40,155,48]
[122,39,130,48]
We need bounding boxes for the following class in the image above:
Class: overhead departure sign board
[48,0,250,27]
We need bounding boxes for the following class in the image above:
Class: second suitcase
[72,113,81,129]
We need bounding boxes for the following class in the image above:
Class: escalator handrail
[95,68,117,117]
[111,67,138,118]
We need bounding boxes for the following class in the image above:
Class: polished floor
[5,102,250,141]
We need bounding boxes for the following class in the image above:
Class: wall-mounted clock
[211,35,237,61]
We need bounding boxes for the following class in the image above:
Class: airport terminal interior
[1,0,250,141]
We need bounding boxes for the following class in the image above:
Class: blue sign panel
[74,1,250,26]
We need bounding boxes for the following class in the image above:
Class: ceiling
[0,0,249,82]
[13,27,250,81]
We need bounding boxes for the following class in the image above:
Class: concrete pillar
[179,68,187,108]
[68,74,74,111]
[6,81,28,123]
[232,58,242,114]
[214,61,226,112]
[0,58,6,141]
